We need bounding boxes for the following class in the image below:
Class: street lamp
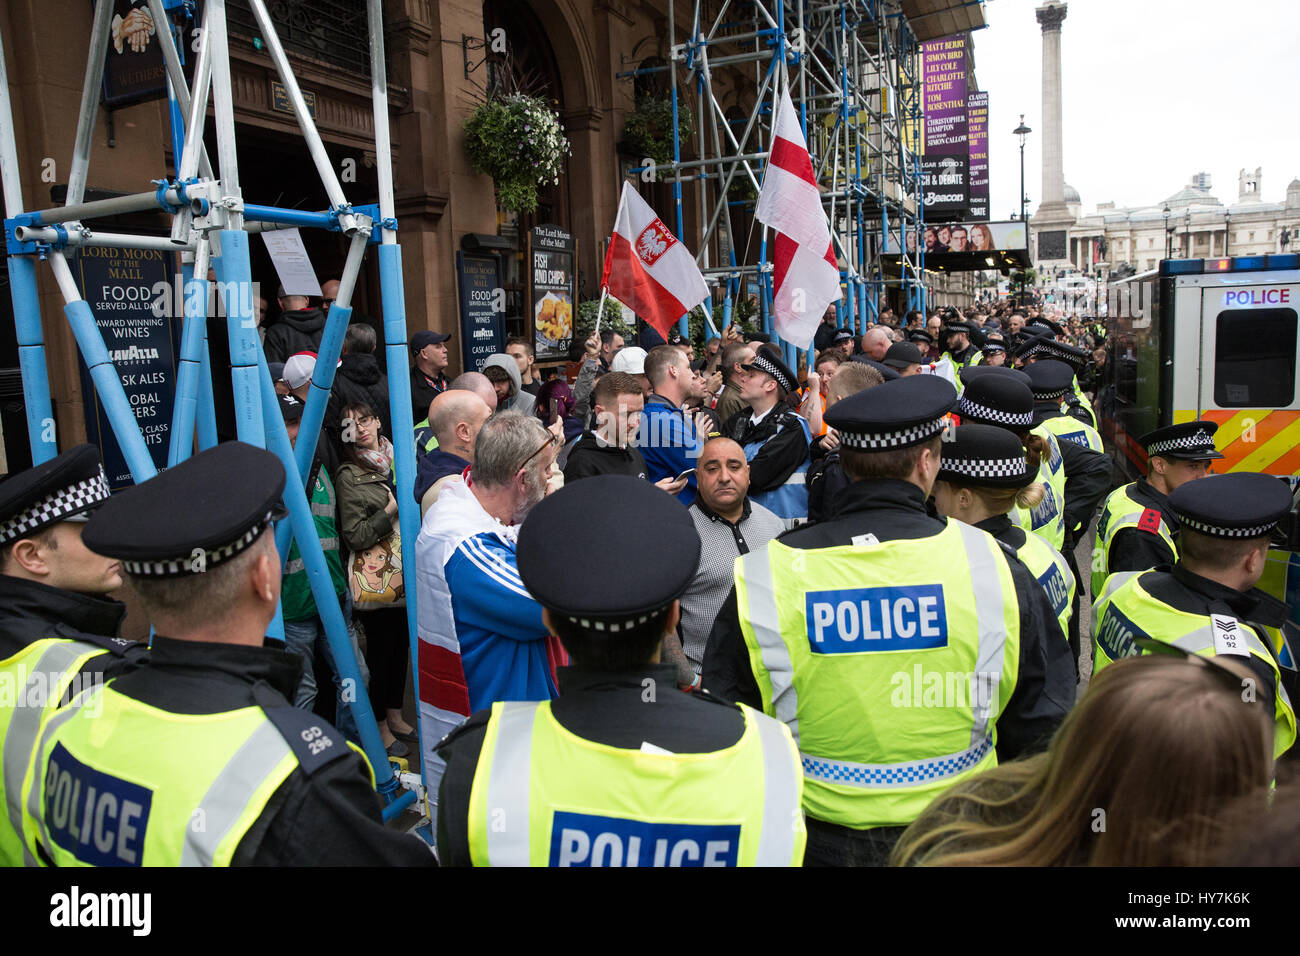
[1224,208,1231,257]
[1163,203,1173,259]
[1013,115,1032,307]
[1184,208,1192,258]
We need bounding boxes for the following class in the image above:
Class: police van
[1100,252,1300,614]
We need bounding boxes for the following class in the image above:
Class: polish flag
[600,182,709,341]
[756,82,841,349]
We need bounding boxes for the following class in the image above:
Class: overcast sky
[972,0,1300,218]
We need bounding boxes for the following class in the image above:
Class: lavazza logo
[108,346,161,365]
[635,219,676,266]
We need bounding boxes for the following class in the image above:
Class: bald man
[672,436,786,681]
[414,371,498,458]
[860,326,891,362]
[415,390,493,515]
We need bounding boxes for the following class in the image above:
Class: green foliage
[463,94,571,214]
[621,95,695,165]
[575,297,635,343]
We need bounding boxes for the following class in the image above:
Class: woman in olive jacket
[335,401,415,758]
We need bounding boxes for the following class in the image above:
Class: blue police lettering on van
[804,584,948,654]
[548,811,741,867]
[43,742,152,867]
[1095,603,1147,662]
[1037,564,1071,619]
[1029,484,1058,530]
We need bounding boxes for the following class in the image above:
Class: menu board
[528,224,575,361]
[456,252,505,373]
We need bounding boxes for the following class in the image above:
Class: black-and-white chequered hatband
[1176,515,1278,539]
[565,611,655,633]
[120,510,276,577]
[941,455,1030,481]
[1147,430,1216,457]
[956,397,1034,428]
[1032,386,1070,401]
[748,351,795,393]
[0,469,111,545]
[839,415,951,450]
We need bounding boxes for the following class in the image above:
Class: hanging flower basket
[621,95,694,166]
[463,94,572,215]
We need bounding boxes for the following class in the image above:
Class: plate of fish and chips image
[535,292,573,348]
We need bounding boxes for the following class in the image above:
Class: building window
[1249,232,1256,242]
[227,0,376,75]
[1214,309,1297,407]
[1147,238,1154,248]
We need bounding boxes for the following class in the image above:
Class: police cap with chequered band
[516,474,700,633]
[742,349,798,395]
[1168,473,1293,539]
[82,441,287,578]
[850,354,901,381]
[1140,421,1225,461]
[955,370,1035,432]
[0,444,112,547]
[960,364,1031,388]
[824,374,957,451]
[936,424,1035,489]
[907,329,935,345]
[981,337,1008,355]
[1025,359,1075,402]
[1021,336,1088,371]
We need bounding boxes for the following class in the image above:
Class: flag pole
[593,287,610,341]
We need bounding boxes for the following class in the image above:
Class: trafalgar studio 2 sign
[73,246,181,490]
[921,35,970,221]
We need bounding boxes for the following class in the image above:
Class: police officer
[25,442,433,866]
[703,376,1075,866]
[931,424,1075,646]
[1091,420,1222,598]
[980,336,1008,367]
[722,348,811,525]
[907,327,937,362]
[955,368,1069,551]
[0,445,147,865]
[435,475,805,866]
[942,316,982,372]
[1093,472,1296,758]
[1014,331,1098,430]
[1025,359,1104,453]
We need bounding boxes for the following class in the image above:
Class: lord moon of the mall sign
[528,225,576,361]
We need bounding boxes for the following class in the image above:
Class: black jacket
[806,435,851,523]
[435,663,746,866]
[92,637,435,866]
[1036,405,1113,541]
[702,479,1076,763]
[563,431,648,484]
[409,364,449,426]
[263,308,327,364]
[1108,479,1179,574]
[722,404,810,496]
[326,352,391,456]
[0,574,146,680]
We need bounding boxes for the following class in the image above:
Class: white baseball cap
[610,346,647,375]
[282,352,317,390]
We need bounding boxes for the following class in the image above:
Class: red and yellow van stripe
[1174,408,1300,477]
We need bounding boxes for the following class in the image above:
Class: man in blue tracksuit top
[637,345,710,505]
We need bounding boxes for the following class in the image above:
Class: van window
[1213,309,1297,407]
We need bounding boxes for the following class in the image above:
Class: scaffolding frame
[622,0,928,366]
[1,0,428,834]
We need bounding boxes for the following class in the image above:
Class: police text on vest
[549,812,741,867]
[805,585,948,653]
[43,743,153,867]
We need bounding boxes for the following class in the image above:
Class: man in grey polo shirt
[676,436,785,679]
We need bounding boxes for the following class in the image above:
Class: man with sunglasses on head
[415,411,564,826]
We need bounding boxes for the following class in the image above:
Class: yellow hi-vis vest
[734,520,1022,829]
[27,683,365,866]
[1012,428,1067,551]
[1091,483,1177,597]
[465,699,805,866]
[1012,528,1075,644]
[1092,571,1296,758]
[1,637,107,866]
[1037,411,1104,455]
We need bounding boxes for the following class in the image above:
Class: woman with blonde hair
[893,653,1274,866]
[931,423,1073,644]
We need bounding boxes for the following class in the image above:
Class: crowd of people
[1,283,1296,868]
